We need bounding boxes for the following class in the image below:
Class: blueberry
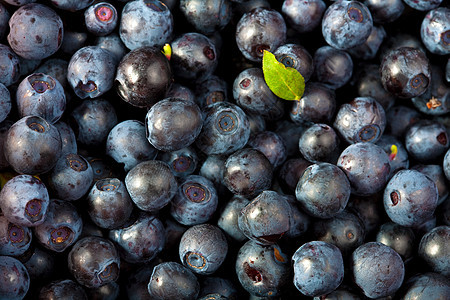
[376,221,415,261]
[88,156,122,184]
[322,1,373,50]
[87,178,134,229]
[7,3,63,60]
[84,2,118,37]
[170,175,218,226]
[0,175,49,227]
[148,261,200,300]
[292,241,344,297]
[363,0,404,24]
[312,210,365,256]
[115,46,173,108]
[196,102,251,155]
[33,199,82,252]
[94,33,128,64]
[68,236,120,288]
[0,256,30,300]
[380,47,431,99]
[171,32,218,81]
[106,120,158,172]
[86,281,120,300]
[22,247,55,282]
[352,242,404,298]
[400,272,450,299]
[383,169,438,227]
[199,277,238,300]
[125,160,177,212]
[47,153,93,201]
[0,120,13,170]
[376,134,409,179]
[0,3,9,40]
[403,0,443,11]
[385,105,421,138]
[337,142,391,196]
[405,120,449,163]
[411,65,450,116]
[274,43,314,82]
[109,213,165,264]
[179,224,228,275]
[0,44,20,87]
[235,240,289,297]
[145,97,203,152]
[180,0,232,35]
[159,147,198,178]
[223,148,273,198]
[347,25,386,60]
[296,162,350,219]
[67,46,117,99]
[60,30,88,56]
[347,193,386,236]
[195,75,228,109]
[38,279,88,300]
[334,97,386,144]
[290,82,336,124]
[299,123,340,164]
[69,98,118,148]
[54,121,77,156]
[235,8,286,62]
[126,262,162,300]
[233,68,284,120]
[418,225,449,277]
[282,0,326,33]
[283,194,310,239]
[354,64,396,111]
[119,0,173,50]
[35,58,69,90]
[313,46,353,89]
[239,190,292,245]
[199,154,227,193]
[0,83,11,123]
[412,164,449,205]
[421,7,450,54]
[0,214,32,256]
[217,195,251,242]
[248,131,287,168]
[166,83,196,103]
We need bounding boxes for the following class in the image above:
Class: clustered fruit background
[0,0,449,299]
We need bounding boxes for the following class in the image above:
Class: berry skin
[421,7,450,55]
[84,2,118,37]
[292,241,344,297]
[0,256,30,300]
[418,225,449,277]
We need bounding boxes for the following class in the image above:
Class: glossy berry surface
[4,116,62,175]
[235,240,289,297]
[363,0,404,24]
[337,142,391,196]
[248,131,287,168]
[217,195,250,242]
[125,160,177,212]
[196,102,250,155]
[380,47,431,99]
[179,224,228,275]
[0,256,30,300]
[274,43,314,82]
[292,241,344,297]
[376,221,415,261]
[403,0,443,11]
[282,0,326,33]
[160,147,198,178]
[67,46,116,99]
[313,46,353,89]
[421,7,450,55]
[38,279,87,300]
[236,8,286,62]
[0,214,32,256]
[352,242,404,299]
[148,261,200,300]
[33,199,82,252]
[68,236,120,288]
[400,272,450,300]
[7,3,63,60]
[0,83,11,124]
[0,45,20,87]
[0,175,49,227]
[145,97,203,152]
[180,0,232,35]
[223,148,273,198]
[84,2,118,37]
[87,178,134,229]
[299,123,340,164]
[296,162,350,219]
[170,175,218,226]
[106,120,158,172]
[383,169,438,227]
[115,46,172,108]
[238,190,291,245]
[119,0,173,50]
[418,225,449,277]
[321,1,373,50]
[333,97,386,144]
[109,213,165,264]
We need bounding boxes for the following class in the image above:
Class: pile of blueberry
[0,0,449,299]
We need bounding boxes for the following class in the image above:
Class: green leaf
[262,50,305,101]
